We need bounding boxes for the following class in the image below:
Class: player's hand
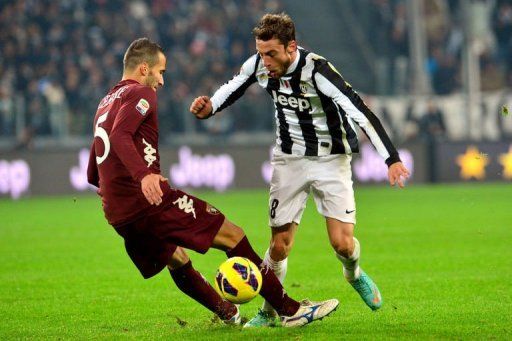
[141,174,168,205]
[190,96,213,119]
[388,162,410,188]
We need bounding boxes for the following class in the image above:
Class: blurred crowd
[0,0,278,142]
[368,0,512,95]
[0,0,511,143]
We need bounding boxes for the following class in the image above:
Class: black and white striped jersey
[210,47,400,165]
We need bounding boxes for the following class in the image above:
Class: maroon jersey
[87,79,169,226]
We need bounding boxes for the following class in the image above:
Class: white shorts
[268,149,356,227]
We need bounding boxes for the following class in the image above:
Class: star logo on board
[456,146,489,180]
[498,146,512,180]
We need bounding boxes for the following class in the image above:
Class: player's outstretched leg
[246,222,297,327]
[167,248,240,324]
[244,249,287,327]
[219,224,339,327]
[336,237,382,310]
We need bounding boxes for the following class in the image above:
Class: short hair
[252,13,296,47]
[123,38,164,71]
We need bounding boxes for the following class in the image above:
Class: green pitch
[1,183,511,339]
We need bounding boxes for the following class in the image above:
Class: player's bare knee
[167,247,190,270]
[331,236,354,258]
[270,238,292,260]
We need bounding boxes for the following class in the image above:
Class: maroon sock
[226,236,300,316]
[169,260,237,320]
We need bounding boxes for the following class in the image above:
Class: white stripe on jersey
[210,71,250,112]
[211,54,261,114]
[314,73,390,160]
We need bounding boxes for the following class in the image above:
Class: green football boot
[243,309,278,328]
[349,270,382,310]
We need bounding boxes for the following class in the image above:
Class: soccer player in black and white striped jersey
[190,13,410,327]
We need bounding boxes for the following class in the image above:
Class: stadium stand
[0,0,510,145]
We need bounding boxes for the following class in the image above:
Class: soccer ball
[214,257,262,304]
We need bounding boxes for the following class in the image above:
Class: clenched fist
[190,96,213,119]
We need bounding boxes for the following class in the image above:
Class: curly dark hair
[252,12,296,47]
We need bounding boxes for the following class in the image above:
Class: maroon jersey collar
[118,79,141,86]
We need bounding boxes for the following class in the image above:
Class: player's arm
[190,54,260,119]
[86,141,99,187]
[109,88,165,204]
[313,59,410,187]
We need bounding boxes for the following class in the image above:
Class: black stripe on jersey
[312,64,346,154]
[216,54,260,113]
[314,59,399,163]
[337,104,359,153]
[289,49,318,156]
[267,77,293,154]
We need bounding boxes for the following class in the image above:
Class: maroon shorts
[113,189,225,279]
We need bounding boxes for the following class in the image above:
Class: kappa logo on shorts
[136,98,150,115]
[206,204,220,215]
[173,195,197,219]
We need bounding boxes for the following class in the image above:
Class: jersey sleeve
[210,54,260,114]
[86,141,99,187]
[109,87,156,182]
[313,58,401,166]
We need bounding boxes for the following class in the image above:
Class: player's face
[256,38,297,79]
[145,52,166,91]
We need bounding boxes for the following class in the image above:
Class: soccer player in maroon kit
[86,38,338,327]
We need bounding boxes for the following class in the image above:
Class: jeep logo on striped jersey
[271,90,311,111]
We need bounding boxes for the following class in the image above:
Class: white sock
[261,249,288,315]
[336,237,361,281]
